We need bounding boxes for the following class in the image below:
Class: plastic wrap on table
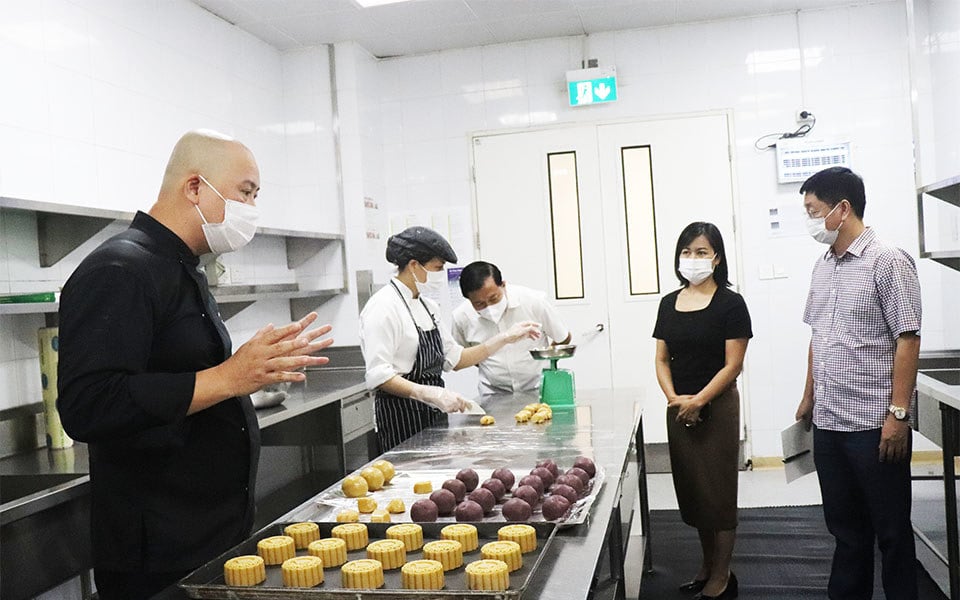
[312,465,604,528]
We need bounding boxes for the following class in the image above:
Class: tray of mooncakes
[179,520,557,599]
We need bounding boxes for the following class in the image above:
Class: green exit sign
[566,66,618,107]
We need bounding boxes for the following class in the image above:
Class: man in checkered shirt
[795,167,921,599]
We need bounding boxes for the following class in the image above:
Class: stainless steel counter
[0,367,368,600]
[916,351,960,600]
[160,387,649,600]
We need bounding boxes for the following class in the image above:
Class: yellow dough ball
[413,481,433,494]
[224,555,266,586]
[360,467,385,491]
[342,474,368,498]
[370,510,391,523]
[357,497,377,513]
[480,415,495,426]
[524,403,541,413]
[372,459,396,483]
[387,498,406,513]
[514,410,532,423]
[336,510,360,523]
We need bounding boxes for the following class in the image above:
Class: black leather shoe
[678,578,708,593]
[694,572,738,600]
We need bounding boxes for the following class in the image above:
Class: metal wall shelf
[0,197,348,321]
[917,175,960,273]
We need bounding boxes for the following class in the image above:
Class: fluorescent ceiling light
[355,0,415,7]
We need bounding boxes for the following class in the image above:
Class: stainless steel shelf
[1,197,348,318]
[917,176,960,274]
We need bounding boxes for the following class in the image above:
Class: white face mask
[679,257,715,285]
[195,174,259,254]
[478,291,507,323]
[414,262,446,294]
[806,203,842,245]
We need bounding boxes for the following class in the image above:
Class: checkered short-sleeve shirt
[803,228,922,431]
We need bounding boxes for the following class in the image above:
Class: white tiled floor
[647,467,824,511]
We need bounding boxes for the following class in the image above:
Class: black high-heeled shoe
[694,572,738,600]
[678,578,708,593]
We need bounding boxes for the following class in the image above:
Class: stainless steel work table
[0,368,368,600]
[172,387,651,600]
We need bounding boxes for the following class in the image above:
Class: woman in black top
[653,222,752,600]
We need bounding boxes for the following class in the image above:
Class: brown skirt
[667,385,740,531]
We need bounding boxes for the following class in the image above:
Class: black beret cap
[385,226,458,265]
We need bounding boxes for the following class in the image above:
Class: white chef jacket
[359,278,464,390]
[451,284,569,395]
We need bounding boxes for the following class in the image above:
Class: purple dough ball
[442,478,467,502]
[542,495,571,521]
[512,484,540,509]
[429,489,457,516]
[566,467,590,487]
[573,456,597,478]
[410,499,439,522]
[551,483,579,506]
[456,468,479,492]
[491,468,515,491]
[555,474,585,495]
[502,498,533,522]
[467,487,496,515]
[481,478,507,502]
[530,467,555,489]
[519,474,544,497]
[455,500,484,522]
[536,459,560,478]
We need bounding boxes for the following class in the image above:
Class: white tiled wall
[373,1,937,456]
[0,0,340,411]
[915,0,960,348]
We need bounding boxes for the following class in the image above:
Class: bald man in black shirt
[57,130,334,599]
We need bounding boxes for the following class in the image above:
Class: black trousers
[95,568,190,600]
[814,427,917,600]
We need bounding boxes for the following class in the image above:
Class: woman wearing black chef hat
[360,226,541,452]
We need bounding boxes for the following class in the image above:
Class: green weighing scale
[529,344,577,406]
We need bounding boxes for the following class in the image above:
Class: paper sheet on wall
[781,420,816,483]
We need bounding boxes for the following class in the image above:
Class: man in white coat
[452,261,571,395]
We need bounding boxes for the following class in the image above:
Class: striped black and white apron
[374,281,447,453]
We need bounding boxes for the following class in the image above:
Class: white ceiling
[191,0,882,58]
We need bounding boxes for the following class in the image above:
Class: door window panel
[547,151,585,299]
[621,146,659,295]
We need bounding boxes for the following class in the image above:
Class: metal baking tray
[312,467,604,528]
[179,521,557,599]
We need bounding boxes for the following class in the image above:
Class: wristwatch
[888,404,910,421]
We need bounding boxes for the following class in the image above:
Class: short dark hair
[799,167,866,218]
[674,222,731,287]
[459,261,502,297]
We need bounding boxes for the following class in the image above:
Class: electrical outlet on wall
[796,109,815,123]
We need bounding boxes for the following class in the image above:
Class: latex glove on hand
[503,321,543,344]
[409,384,469,413]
